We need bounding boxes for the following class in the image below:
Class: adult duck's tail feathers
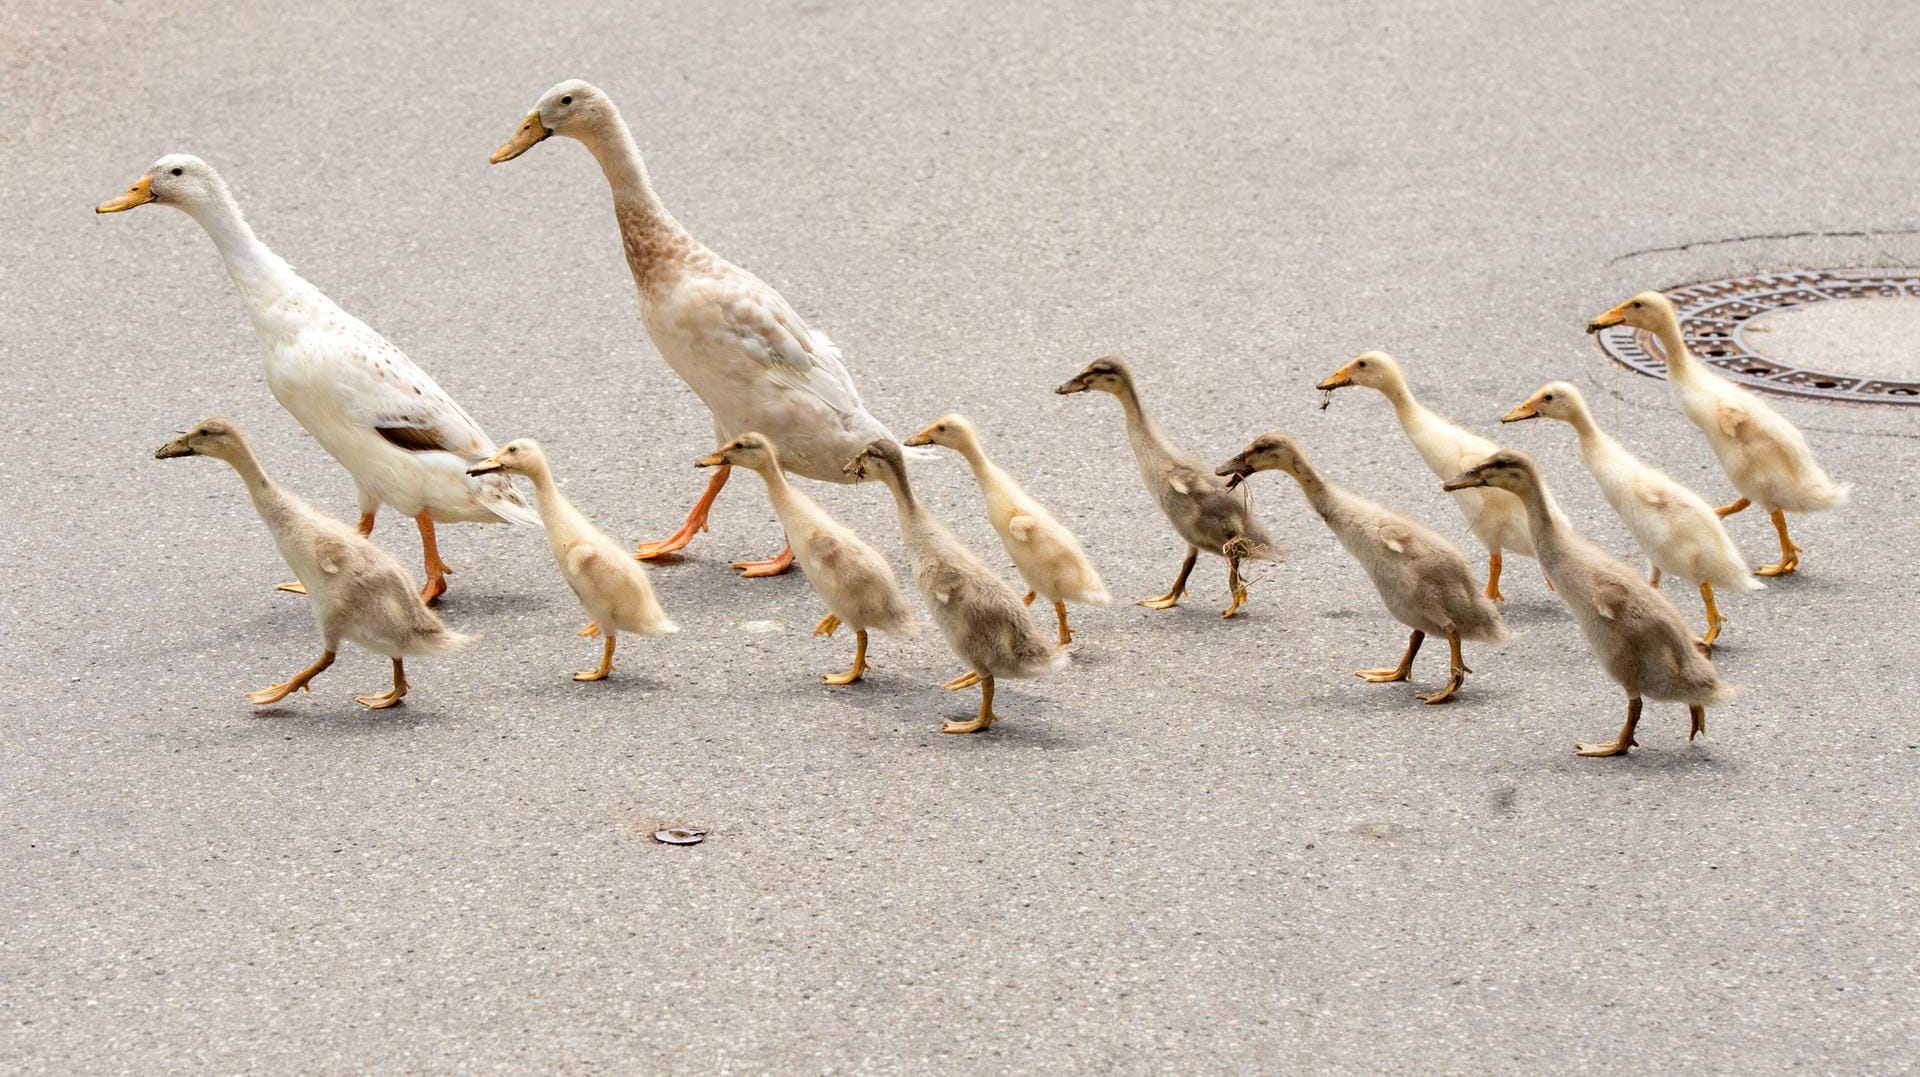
[900,443,940,464]
[475,473,542,526]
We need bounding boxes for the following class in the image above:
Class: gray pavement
[5,1,1919,1072]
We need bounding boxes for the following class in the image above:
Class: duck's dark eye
[1544,394,1554,401]
[1632,301,1642,308]
[170,167,183,176]
[1357,361,1368,368]
[561,95,573,105]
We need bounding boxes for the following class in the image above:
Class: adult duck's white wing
[715,276,872,420]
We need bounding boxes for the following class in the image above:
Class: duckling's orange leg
[574,635,616,682]
[279,511,373,596]
[943,675,997,734]
[1698,582,1724,649]
[823,629,869,686]
[943,671,982,691]
[635,465,729,560]
[1577,697,1641,757]
[1356,629,1423,683]
[1714,496,1751,518]
[1754,509,1803,577]
[577,621,602,637]
[416,512,452,605]
[356,658,410,709]
[1138,548,1198,611]
[1418,627,1471,705]
[1648,566,1662,588]
[731,543,794,578]
[1689,704,1708,742]
[1222,553,1250,619]
[1023,591,1037,606]
[1484,551,1505,602]
[245,650,336,706]
[1053,600,1075,646]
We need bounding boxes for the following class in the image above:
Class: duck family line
[99,79,1851,756]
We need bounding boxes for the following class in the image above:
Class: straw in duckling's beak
[842,453,870,480]
[694,450,728,468]
[1586,302,1629,334]
[490,112,551,164]
[466,454,505,475]
[1215,455,1254,490]
[97,173,155,214]
[153,433,196,459]
[1500,399,1542,423]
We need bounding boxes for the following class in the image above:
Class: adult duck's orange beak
[490,112,551,164]
[1315,362,1355,391]
[96,173,155,213]
[1500,396,1544,423]
[1586,301,1630,334]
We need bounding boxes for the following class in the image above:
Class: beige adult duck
[1502,381,1759,647]
[698,433,915,685]
[845,440,1066,734]
[1444,451,1730,757]
[490,80,917,579]
[156,418,468,710]
[99,155,537,605]
[904,413,1110,645]
[1588,291,1850,576]
[468,440,677,681]
[1317,352,1535,601]
[1218,432,1505,704]
[1056,357,1280,618]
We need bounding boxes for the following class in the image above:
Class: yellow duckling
[904,413,1111,646]
[1589,292,1850,575]
[468,441,676,681]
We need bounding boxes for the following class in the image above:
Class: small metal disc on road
[653,827,707,845]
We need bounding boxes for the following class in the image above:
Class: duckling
[844,440,1067,734]
[1443,451,1730,757]
[1588,292,1850,576]
[697,433,914,685]
[1218,432,1505,704]
[468,440,676,681]
[155,418,468,709]
[1317,352,1536,601]
[1055,357,1280,618]
[904,413,1111,646]
[1502,381,1759,648]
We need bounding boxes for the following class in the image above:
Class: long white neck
[580,115,680,236]
[179,189,295,308]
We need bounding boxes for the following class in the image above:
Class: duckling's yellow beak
[1586,302,1630,334]
[694,450,728,468]
[1500,398,1542,423]
[154,433,195,459]
[902,423,938,447]
[97,173,155,213]
[1315,363,1355,391]
[1441,472,1487,492]
[490,112,551,164]
[466,454,505,475]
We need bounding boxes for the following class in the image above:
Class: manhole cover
[1590,269,1920,405]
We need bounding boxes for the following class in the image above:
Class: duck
[903,413,1111,645]
[1443,450,1730,757]
[696,433,914,685]
[467,440,676,681]
[844,440,1067,734]
[1317,352,1536,601]
[1501,381,1759,647]
[1055,357,1280,618]
[1217,432,1505,703]
[490,79,917,579]
[98,155,536,605]
[155,418,468,709]
[1588,291,1850,576]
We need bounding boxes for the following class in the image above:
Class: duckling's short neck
[1650,317,1698,379]
[217,442,293,522]
[877,466,922,519]
[1514,479,1568,542]
[1112,382,1174,461]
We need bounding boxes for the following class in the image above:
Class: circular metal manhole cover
[1590,269,1920,405]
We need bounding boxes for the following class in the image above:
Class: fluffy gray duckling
[1056,356,1281,618]
[845,439,1066,734]
[156,418,468,709]
[1218,432,1505,704]
[1444,450,1730,757]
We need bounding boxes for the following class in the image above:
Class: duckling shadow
[1493,598,1565,627]
[231,702,430,736]
[1559,747,1731,777]
[437,589,553,619]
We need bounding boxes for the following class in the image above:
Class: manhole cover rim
[1592,267,1920,405]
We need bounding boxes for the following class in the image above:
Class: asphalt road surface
[5,1,1918,1072]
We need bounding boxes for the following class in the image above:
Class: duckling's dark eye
[1544,394,1554,401]
[170,167,183,176]
[561,95,573,105]
[1357,361,1369,368]
[1631,301,1642,308]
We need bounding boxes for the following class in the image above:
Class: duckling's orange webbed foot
[823,629,869,686]
[1221,584,1249,619]
[1139,548,1199,612]
[1577,698,1642,758]
[1689,705,1707,742]
[731,544,794,578]
[942,676,997,734]
[1755,509,1802,576]
[1052,601,1075,646]
[1416,629,1469,705]
[356,658,410,709]
[576,621,602,638]
[1137,592,1182,611]
[245,650,336,706]
[573,636,617,682]
[943,671,981,691]
[1356,629,1423,685]
[275,581,309,596]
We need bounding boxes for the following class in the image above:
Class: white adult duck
[490,79,910,578]
[1588,291,1850,576]
[98,155,536,604]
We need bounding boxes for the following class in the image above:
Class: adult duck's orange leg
[281,511,377,595]
[1714,496,1751,518]
[416,511,452,605]
[1483,551,1505,602]
[1577,697,1641,757]
[246,650,336,706]
[356,658,410,709]
[636,465,730,560]
[731,543,794,579]
[1139,548,1198,611]
[1755,509,1803,577]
